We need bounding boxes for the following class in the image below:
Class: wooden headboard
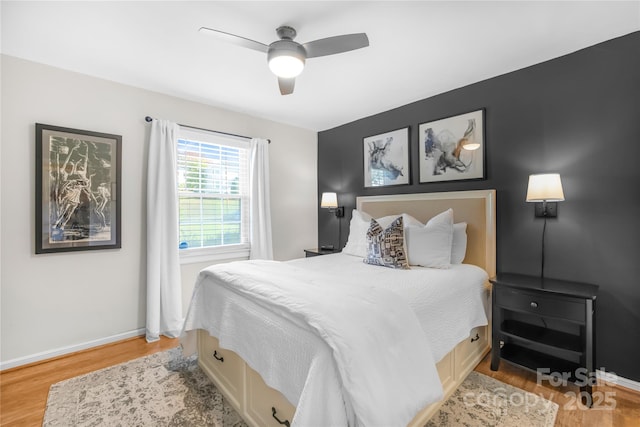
[356,190,496,277]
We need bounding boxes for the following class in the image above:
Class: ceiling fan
[199,25,369,95]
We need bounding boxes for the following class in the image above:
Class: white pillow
[376,213,424,229]
[405,209,454,268]
[451,222,468,264]
[342,209,372,257]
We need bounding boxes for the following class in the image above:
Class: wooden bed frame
[196,189,496,427]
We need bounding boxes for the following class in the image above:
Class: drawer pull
[213,350,224,363]
[272,407,290,427]
[470,333,480,343]
[530,301,538,308]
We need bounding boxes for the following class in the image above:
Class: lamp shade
[526,174,565,202]
[320,192,338,208]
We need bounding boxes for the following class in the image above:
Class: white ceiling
[2,1,639,131]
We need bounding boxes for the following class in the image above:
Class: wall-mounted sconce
[526,173,565,217]
[526,173,565,278]
[320,192,344,217]
[321,192,344,250]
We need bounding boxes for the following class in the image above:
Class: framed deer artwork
[418,109,485,183]
[363,127,410,188]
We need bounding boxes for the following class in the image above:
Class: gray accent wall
[318,32,640,382]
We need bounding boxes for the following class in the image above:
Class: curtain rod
[144,116,270,143]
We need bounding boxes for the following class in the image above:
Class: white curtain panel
[146,119,183,342]
[249,138,273,260]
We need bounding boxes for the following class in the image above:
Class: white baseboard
[0,328,145,371]
[597,369,640,392]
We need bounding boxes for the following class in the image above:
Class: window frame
[176,126,251,264]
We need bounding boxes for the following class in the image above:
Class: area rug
[426,371,558,427]
[44,348,558,426]
[44,347,246,426]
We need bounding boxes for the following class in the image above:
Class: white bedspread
[181,254,488,427]
[289,254,489,362]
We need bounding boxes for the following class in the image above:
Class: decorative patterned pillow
[363,216,409,269]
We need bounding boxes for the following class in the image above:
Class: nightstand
[304,247,340,257]
[490,273,598,405]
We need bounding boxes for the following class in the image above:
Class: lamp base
[534,202,557,218]
[329,207,344,217]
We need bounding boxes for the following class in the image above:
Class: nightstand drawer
[496,287,585,323]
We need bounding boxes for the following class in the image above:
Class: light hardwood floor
[0,336,179,426]
[1,337,638,426]
[475,356,640,427]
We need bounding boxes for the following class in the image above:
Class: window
[176,127,250,262]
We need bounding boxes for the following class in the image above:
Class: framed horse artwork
[363,127,410,188]
[418,109,486,184]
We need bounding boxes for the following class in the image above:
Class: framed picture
[419,109,485,183]
[36,123,122,254]
[363,127,410,187]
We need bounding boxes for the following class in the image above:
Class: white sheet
[181,254,488,427]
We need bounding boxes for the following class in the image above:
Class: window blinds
[176,127,250,250]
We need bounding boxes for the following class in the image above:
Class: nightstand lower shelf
[501,320,582,360]
[499,343,594,406]
[500,343,581,380]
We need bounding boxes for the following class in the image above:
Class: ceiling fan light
[269,55,304,78]
[267,40,306,78]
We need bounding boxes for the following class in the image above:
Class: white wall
[0,55,318,367]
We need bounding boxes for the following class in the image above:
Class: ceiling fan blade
[303,33,369,58]
[198,27,268,53]
[278,77,295,95]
